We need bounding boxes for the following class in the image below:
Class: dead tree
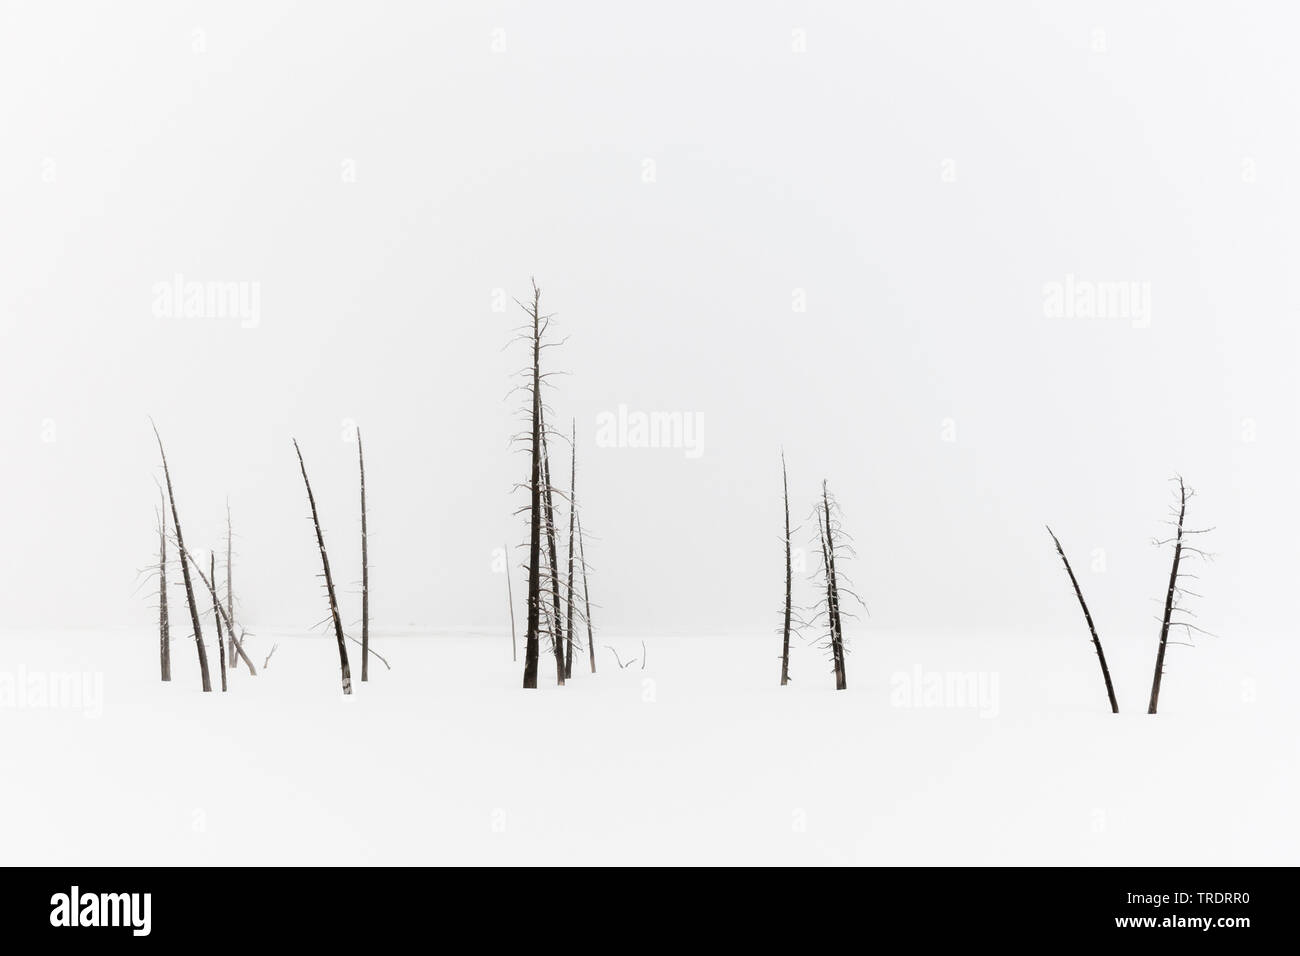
[505,542,517,662]
[813,481,862,691]
[539,408,566,685]
[564,419,577,679]
[780,451,793,686]
[577,508,596,674]
[515,280,545,689]
[1047,526,1119,713]
[211,553,228,692]
[151,421,212,692]
[293,439,352,696]
[1148,477,1213,714]
[221,500,253,675]
[158,486,171,681]
[507,279,576,688]
[358,428,370,682]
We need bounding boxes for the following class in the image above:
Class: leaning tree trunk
[358,428,370,682]
[822,482,847,690]
[539,408,566,685]
[578,508,596,674]
[151,422,211,692]
[780,451,793,686]
[522,284,543,689]
[1047,526,1119,713]
[564,419,577,679]
[817,512,839,689]
[158,488,171,681]
[1148,478,1188,715]
[293,439,352,696]
[211,553,228,692]
[177,550,256,675]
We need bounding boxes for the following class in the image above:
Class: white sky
[1,1,1295,640]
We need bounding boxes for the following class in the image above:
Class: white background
[2,0,1297,868]
[3,1,1294,641]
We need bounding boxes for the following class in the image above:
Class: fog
[1,1,1295,641]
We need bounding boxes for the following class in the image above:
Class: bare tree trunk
[158,488,171,681]
[578,509,596,674]
[780,451,792,686]
[564,419,576,679]
[1148,478,1188,715]
[293,439,352,696]
[522,282,543,689]
[211,553,228,692]
[358,428,370,682]
[505,542,517,662]
[817,512,838,689]
[1047,526,1119,713]
[822,481,847,690]
[151,422,212,692]
[539,407,566,686]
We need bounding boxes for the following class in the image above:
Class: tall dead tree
[780,451,793,686]
[151,421,212,693]
[1147,477,1212,714]
[813,480,861,691]
[577,508,596,674]
[507,278,574,688]
[517,281,545,688]
[293,439,352,696]
[564,419,577,679]
[539,406,566,685]
[358,428,370,682]
[1046,526,1119,713]
[158,486,171,682]
[211,553,228,692]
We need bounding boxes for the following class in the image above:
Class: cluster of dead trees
[148,421,387,695]
[1048,475,1213,714]
[290,432,391,695]
[778,454,865,690]
[148,421,256,692]
[509,279,600,688]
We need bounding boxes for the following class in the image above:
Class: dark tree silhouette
[577,508,596,674]
[813,480,861,691]
[157,486,171,682]
[1148,477,1213,714]
[507,279,576,688]
[358,428,370,682]
[1047,526,1118,713]
[564,419,577,679]
[211,553,228,693]
[517,280,545,689]
[151,421,211,693]
[293,439,352,696]
[780,451,793,686]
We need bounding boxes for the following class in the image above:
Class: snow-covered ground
[2,625,1294,865]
